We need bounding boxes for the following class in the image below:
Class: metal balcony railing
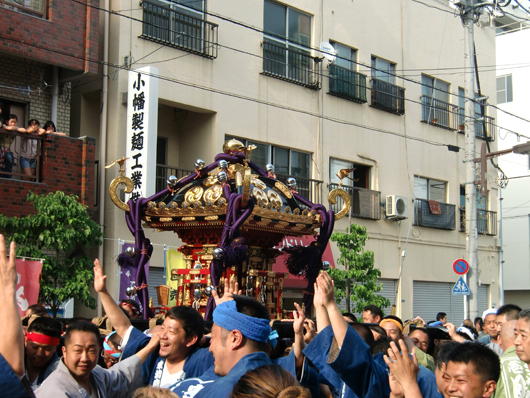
[155,165,194,193]
[1,0,47,18]
[328,183,381,220]
[262,41,322,89]
[141,0,218,59]
[459,207,497,236]
[413,199,456,230]
[456,108,496,141]
[0,128,45,182]
[420,96,460,130]
[275,173,322,204]
[328,65,367,103]
[370,78,405,115]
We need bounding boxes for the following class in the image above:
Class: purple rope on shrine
[120,167,213,318]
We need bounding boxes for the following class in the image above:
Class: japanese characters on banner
[15,259,43,316]
[126,66,159,201]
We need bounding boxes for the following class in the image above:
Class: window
[2,0,47,18]
[371,57,395,84]
[421,75,452,128]
[458,87,465,129]
[141,0,218,58]
[414,176,446,202]
[228,137,311,179]
[227,136,316,200]
[329,158,370,189]
[263,1,319,88]
[329,158,380,220]
[421,75,449,103]
[496,75,513,104]
[370,56,404,115]
[157,137,168,165]
[332,42,357,70]
[328,42,367,103]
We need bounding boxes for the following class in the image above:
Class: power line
[2,0,527,148]
[0,34,457,150]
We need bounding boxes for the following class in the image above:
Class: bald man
[493,319,528,398]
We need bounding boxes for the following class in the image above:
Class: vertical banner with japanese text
[126,66,159,201]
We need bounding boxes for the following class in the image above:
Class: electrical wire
[66,0,530,129]
[2,0,527,149]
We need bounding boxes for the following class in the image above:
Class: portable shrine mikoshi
[109,139,351,319]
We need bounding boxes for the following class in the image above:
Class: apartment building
[67,0,501,321]
[0,1,99,213]
[496,12,530,308]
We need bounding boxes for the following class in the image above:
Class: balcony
[0,129,45,182]
[420,96,460,131]
[370,78,405,115]
[155,166,323,204]
[413,199,456,230]
[141,0,218,59]
[155,164,194,193]
[459,207,497,235]
[0,129,96,217]
[456,108,496,141]
[328,183,381,220]
[262,41,322,89]
[1,0,47,18]
[328,65,367,103]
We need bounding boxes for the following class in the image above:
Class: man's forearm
[326,303,348,348]
[0,288,24,376]
[99,289,131,338]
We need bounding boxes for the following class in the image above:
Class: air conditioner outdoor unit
[386,195,409,219]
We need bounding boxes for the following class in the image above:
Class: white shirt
[154,362,184,388]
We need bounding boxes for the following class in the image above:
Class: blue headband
[269,330,279,348]
[213,300,271,343]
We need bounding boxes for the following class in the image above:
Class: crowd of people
[0,102,65,180]
[1,234,529,398]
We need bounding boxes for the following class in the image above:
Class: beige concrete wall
[94,0,500,318]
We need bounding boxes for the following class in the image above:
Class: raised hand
[317,271,335,308]
[293,302,306,336]
[212,277,241,306]
[93,259,108,293]
[303,319,317,344]
[384,340,420,395]
[0,235,17,293]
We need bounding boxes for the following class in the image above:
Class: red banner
[15,258,43,317]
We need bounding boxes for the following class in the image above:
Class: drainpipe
[51,66,58,124]
[97,0,110,316]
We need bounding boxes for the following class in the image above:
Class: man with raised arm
[169,291,311,398]
[304,271,441,398]
[93,259,212,387]
[0,235,34,397]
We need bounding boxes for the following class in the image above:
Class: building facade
[4,0,501,321]
[496,14,530,308]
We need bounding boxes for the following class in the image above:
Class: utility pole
[463,1,479,320]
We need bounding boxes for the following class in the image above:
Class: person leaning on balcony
[0,114,19,179]
[20,118,45,181]
[43,121,66,136]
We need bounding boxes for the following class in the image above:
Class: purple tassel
[224,237,248,265]
[117,252,139,268]
[282,241,323,278]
